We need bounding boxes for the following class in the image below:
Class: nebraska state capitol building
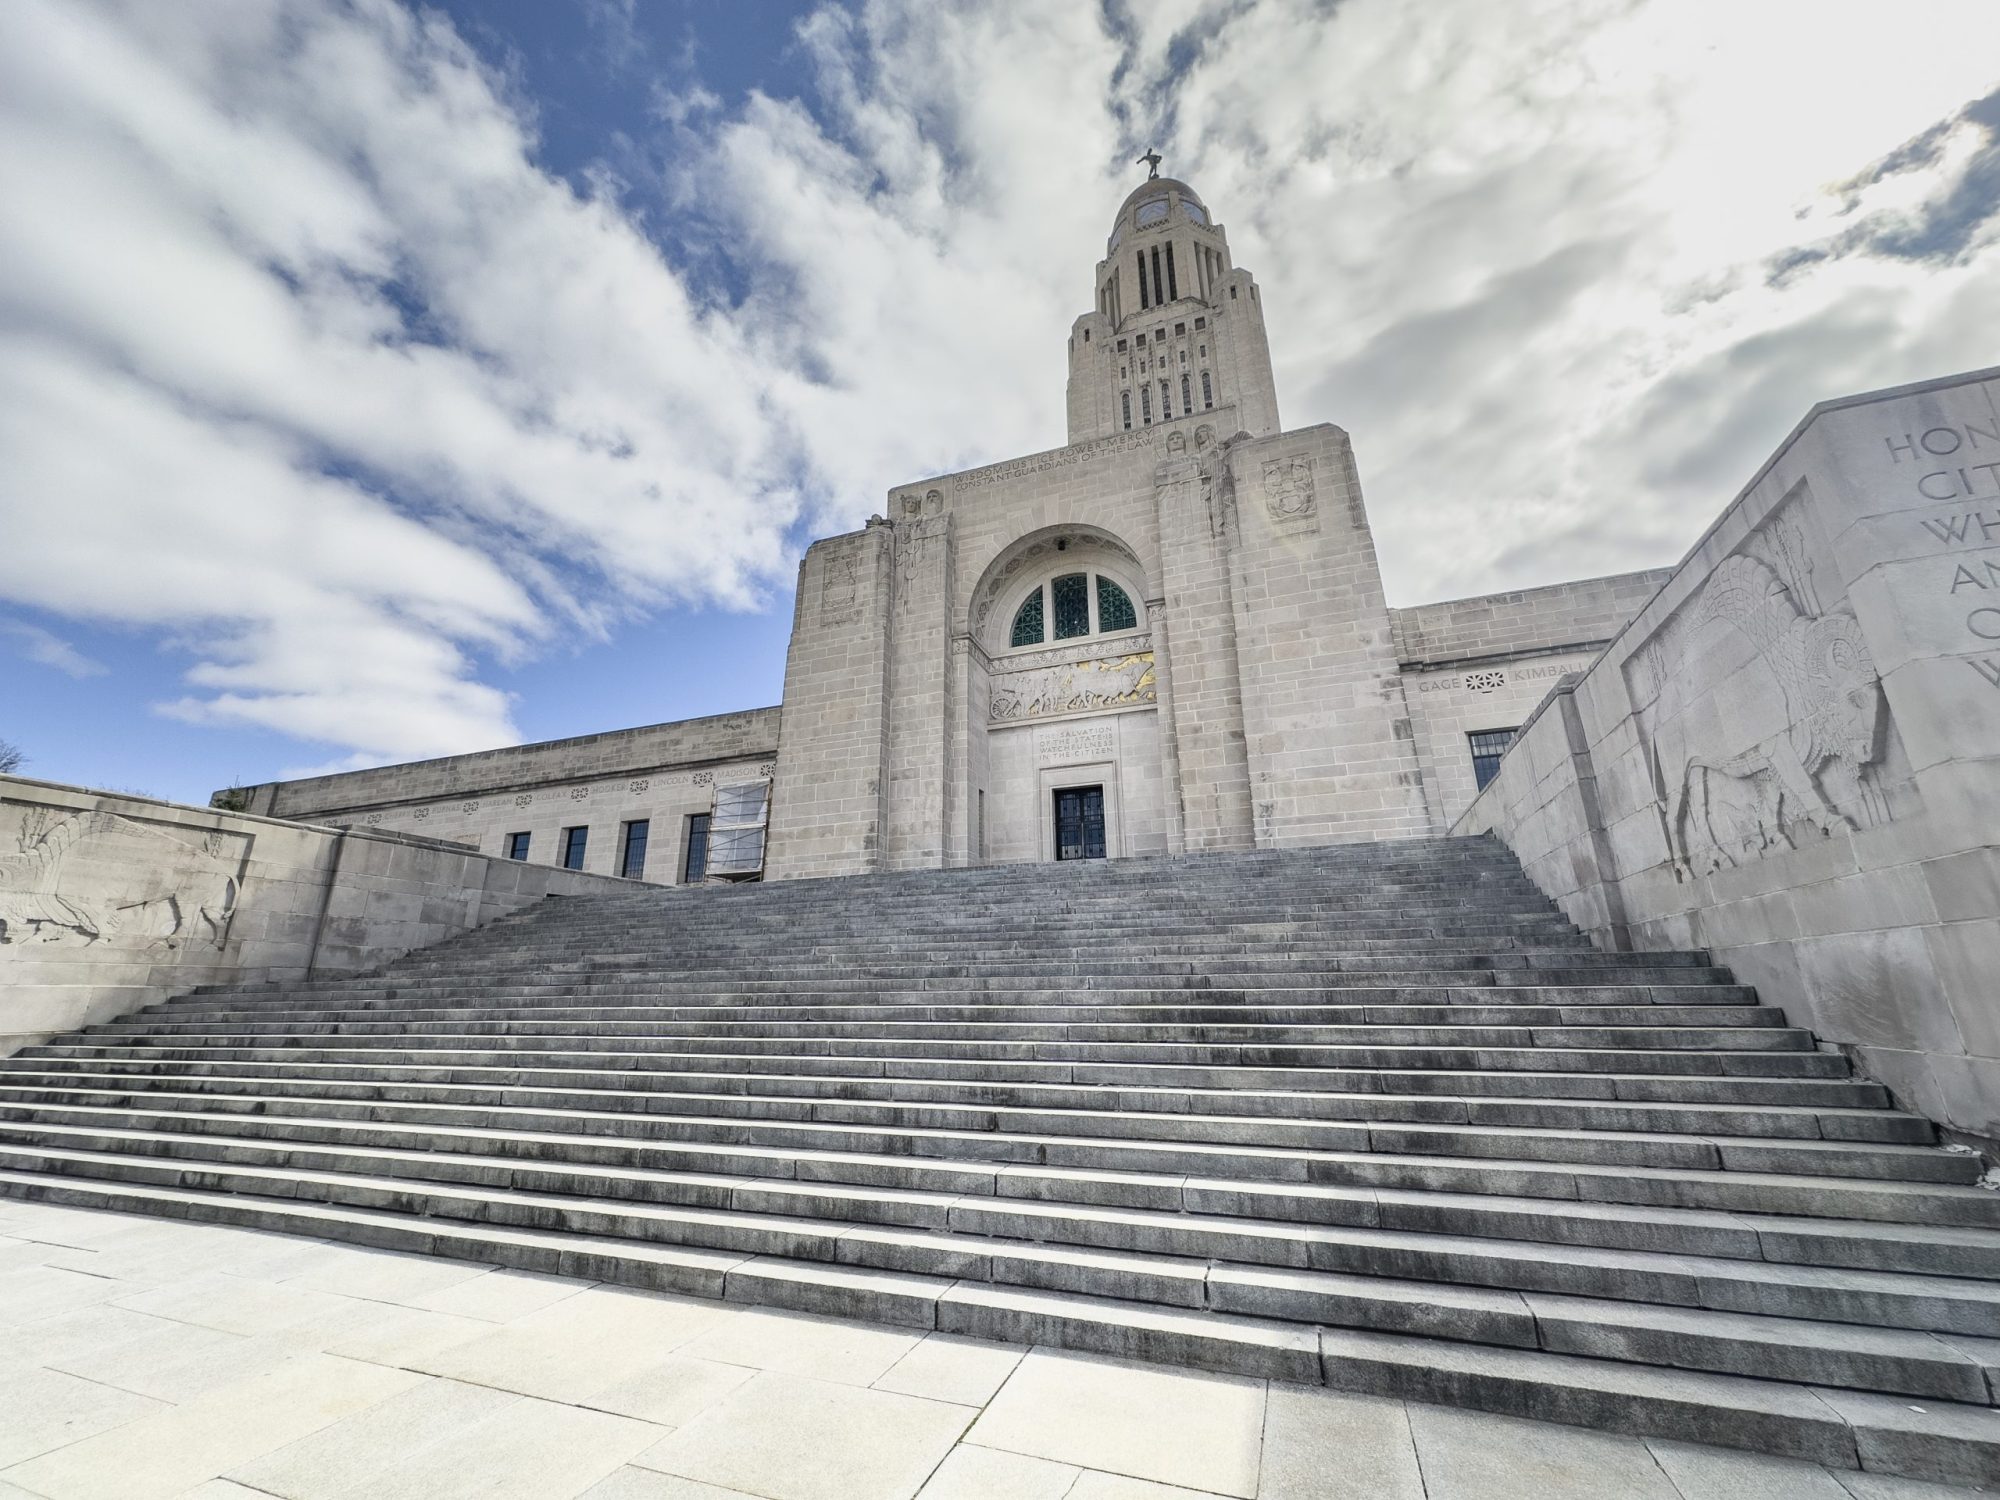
[223,172,1670,883]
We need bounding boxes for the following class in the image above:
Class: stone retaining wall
[0,775,634,1056]
[1456,365,2000,1146]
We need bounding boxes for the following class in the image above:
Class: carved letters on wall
[990,652,1157,723]
[1627,496,1893,880]
[0,806,248,950]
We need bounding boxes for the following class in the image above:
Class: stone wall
[1456,365,2000,1146]
[222,710,779,885]
[0,775,633,1057]
[1392,570,1672,668]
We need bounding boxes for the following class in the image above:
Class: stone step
[18,1038,1862,1080]
[136,1003,1772,1032]
[75,1022,1811,1054]
[0,1064,1926,1141]
[0,1050,1895,1106]
[0,1093,1979,1204]
[0,1141,1995,1420]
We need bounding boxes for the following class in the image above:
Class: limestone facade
[223,176,1667,880]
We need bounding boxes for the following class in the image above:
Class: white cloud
[3,623,107,680]
[3,0,1997,777]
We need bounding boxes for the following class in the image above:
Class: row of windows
[1121,370,1213,429]
[1116,318,1205,354]
[504,814,713,882]
[1010,572,1138,649]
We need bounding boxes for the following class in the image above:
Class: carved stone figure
[1667,553,1888,876]
[990,653,1156,722]
[1262,455,1316,523]
[0,809,242,949]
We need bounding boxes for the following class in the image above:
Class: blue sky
[4,0,1999,806]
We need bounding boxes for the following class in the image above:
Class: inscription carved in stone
[990,652,1156,723]
[1039,724,1116,764]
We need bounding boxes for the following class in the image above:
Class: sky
[3,0,1998,806]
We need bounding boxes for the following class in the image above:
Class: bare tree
[0,739,23,775]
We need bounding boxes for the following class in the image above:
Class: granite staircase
[2,836,1997,1483]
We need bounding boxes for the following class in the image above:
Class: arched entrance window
[1010,571,1139,648]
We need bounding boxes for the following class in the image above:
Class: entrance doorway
[1053,785,1107,861]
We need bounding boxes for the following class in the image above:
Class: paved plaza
[0,1201,1983,1500]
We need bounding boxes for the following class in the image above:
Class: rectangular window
[1194,317,1206,330]
[1140,385,1151,423]
[683,813,711,883]
[1136,252,1149,309]
[1174,322,1185,335]
[1159,381,1170,421]
[1201,370,1213,407]
[1150,247,1163,306]
[1180,374,1192,415]
[1468,729,1519,791]
[506,831,530,861]
[1120,390,1131,430]
[1165,243,1178,300]
[620,818,649,880]
[1117,338,1127,352]
[561,825,588,870]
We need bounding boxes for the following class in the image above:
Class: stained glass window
[1097,577,1137,633]
[1010,589,1045,647]
[1052,573,1091,640]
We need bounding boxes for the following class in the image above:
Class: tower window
[1136,333,1146,345]
[1117,339,1127,352]
[1181,374,1191,415]
[1136,252,1149,310]
[1195,317,1206,330]
[1165,244,1178,301]
[1096,576,1137,633]
[1230,286,1237,299]
[1175,323,1186,335]
[1121,390,1131,430]
[1141,385,1152,423]
[1159,381,1170,421]
[1010,588,1045,647]
[1201,371,1213,407]
[1082,329,1090,343]
[1199,344,1206,357]
[1052,573,1091,640]
[1150,247,1164,306]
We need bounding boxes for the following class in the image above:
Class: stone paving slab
[0,1203,1989,1500]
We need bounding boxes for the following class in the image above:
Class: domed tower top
[1065,165,1279,444]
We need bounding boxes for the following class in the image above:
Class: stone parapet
[1456,364,2000,1148]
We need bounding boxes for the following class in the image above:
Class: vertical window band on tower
[1165,243,1178,301]
[1201,370,1213,408]
[1136,251,1149,309]
[1180,374,1191,415]
[1120,390,1132,430]
[1150,247,1164,306]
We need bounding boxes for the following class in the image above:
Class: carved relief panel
[990,651,1157,723]
[0,803,251,950]
[1622,484,1902,879]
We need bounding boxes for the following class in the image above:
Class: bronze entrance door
[1053,786,1106,861]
